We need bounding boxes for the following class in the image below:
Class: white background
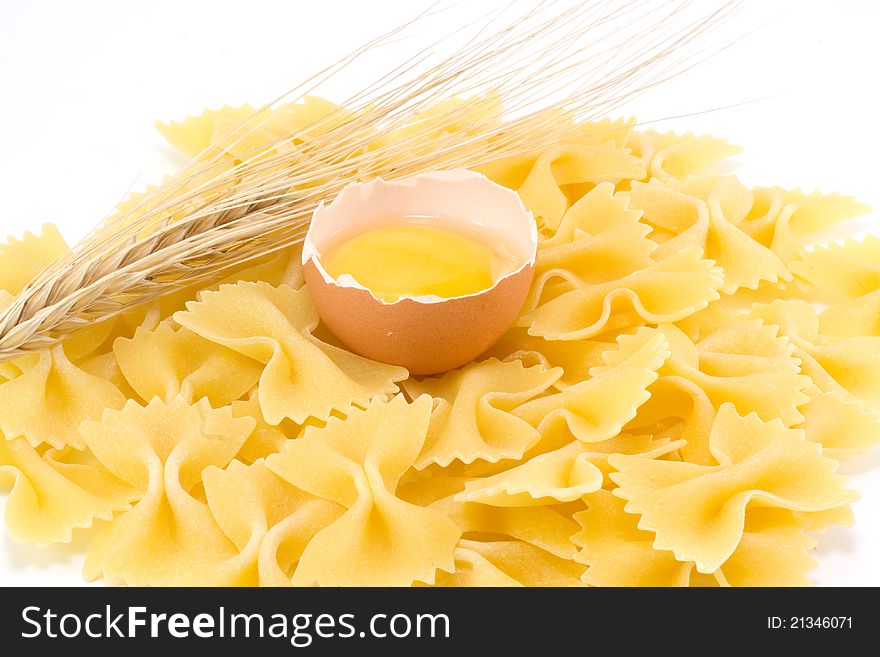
[0,0,878,586]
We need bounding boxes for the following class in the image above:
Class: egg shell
[304,258,534,374]
[302,169,537,375]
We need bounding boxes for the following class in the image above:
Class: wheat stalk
[0,0,741,361]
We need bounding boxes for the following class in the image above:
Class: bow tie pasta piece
[690,318,800,377]
[369,92,504,154]
[454,429,684,508]
[657,323,809,426]
[0,223,68,295]
[794,385,880,460]
[513,328,668,443]
[433,540,585,587]
[578,117,635,148]
[202,459,343,586]
[751,300,880,405]
[609,403,857,573]
[456,441,604,507]
[819,289,880,339]
[573,490,817,586]
[174,281,407,424]
[520,247,723,340]
[562,433,686,486]
[402,357,561,469]
[231,396,294,464]
[80,397,255,585]
[485,326,614,389]
[789,236,880,301]
[156,104,266,156]
[626,376,718,465]
[266,395,461,586]
[114,321,262,406]
[673,174,755,225]
[536,183,656,282]
[636,131,742,183]
[714,507,818,587]
[739,188,871,263]
[0,345,126,449]
[430,494,580,560]
[628,179,790,294]
[514,144,646,233]
[573,489,694,586]
[157,98,361,161]
[0,436,137,545]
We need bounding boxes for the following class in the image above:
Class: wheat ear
[0,0,741,361]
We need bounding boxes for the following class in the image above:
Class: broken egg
[302,169,537,375]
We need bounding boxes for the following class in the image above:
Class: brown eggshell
[302,169,537,375]
[305,258,534,375]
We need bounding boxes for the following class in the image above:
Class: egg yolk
[321,224,502,302]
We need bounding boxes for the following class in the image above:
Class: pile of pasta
[1,98,877,586]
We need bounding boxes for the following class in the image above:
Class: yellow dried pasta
[80,397,255,585]
[0,345,126,449]
[0,436,136,545]
[0,223,68,295]
[573,490,817,587]
[174,281,407,424]
[433,539,585,587]
[610,404,857,573]
[114,321,263,406]
[512,328,669,444]
[266,395,461,586]
[401,357,561,468]
[521,247,723,340]
[202,459,342,586]
[628,177,791,293]
[1,102,877,588]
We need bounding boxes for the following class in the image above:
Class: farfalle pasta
[402,357,561,468]
[572,490,818,587]
[521,247,723,340]
[202,459,343,586]
[114,321,263,406]
[628,176,791,293]
[266,395,461,586]
[610,404,857,573]
[751,299,880,404]
[81,397,255,585]
[1,100,877,588]
[744,188,871,264]
[174,281,407,424]
[0,436,136,545]
[631,131,742,183]
[0,345,126,449]
[434,539,585,587]
[512,328,669,445]
[0,223,69,295]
